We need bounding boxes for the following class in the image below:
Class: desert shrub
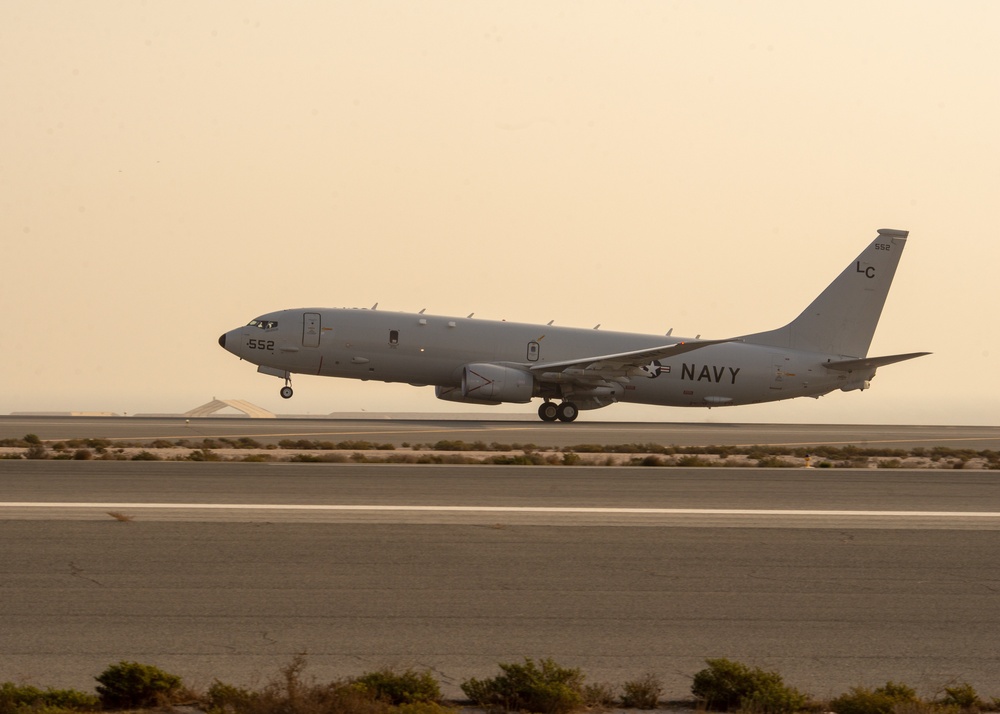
[352,668,440,705]
[0,682,100,712]
[639,455,665,466]
[561,452,582,466]
[756,456,793,468]
[829,681,918,714]
[73,448,94,460]
[461,657,584,714]
[677,455,711,467]
[485,453,547,465]
[131,450,161,461]
[206,679,258,713]
[209,655,390,714]
[24,444,48,459]
[95,660,183,709]
[432,440,468,451]
[567,444,606,453]
[582,681,617,709]
[740,678,811,714]
[938,683,982,710]
[338,440,378,450]
[620,673,662,709]
[187,448,221,462]
[691,658,807,713]
[391,703,455,714]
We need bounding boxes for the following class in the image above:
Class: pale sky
[3,2,998,424]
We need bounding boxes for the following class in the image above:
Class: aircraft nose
[218,333,227,349]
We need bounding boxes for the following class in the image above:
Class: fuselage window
[389,330,399,345]
[248,320,278,330]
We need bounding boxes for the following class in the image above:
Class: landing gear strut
[537,400,578,423]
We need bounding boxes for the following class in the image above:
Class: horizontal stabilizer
[823,352,931,372]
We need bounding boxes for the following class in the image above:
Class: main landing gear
[538,400,578,423]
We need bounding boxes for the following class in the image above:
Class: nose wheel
[279,374,293,399]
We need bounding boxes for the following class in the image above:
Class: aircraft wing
[822,352,931,372]
[528,339,733,382]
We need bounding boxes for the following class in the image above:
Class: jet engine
[461,363,535,403]
[434,385,501,406]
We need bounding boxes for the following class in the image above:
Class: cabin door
[303,313,321,348]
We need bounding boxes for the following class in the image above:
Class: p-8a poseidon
[218,229,928,422]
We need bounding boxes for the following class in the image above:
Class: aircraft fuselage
[219,308,864,408]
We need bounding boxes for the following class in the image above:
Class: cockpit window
[248,319,278,330]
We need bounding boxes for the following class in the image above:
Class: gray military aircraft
[218,229,928,422]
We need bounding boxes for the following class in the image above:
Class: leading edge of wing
[528,338,735,374]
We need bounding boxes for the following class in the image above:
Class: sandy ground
[1,445,994,469]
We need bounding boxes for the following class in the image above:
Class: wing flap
[529,339,733,379]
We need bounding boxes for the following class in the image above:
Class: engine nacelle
[435,385,502,405]
[462,363,535,403]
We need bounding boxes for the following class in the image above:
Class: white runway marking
[3,502,1000,518]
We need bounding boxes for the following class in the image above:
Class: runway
[2,415,1000,451]
[2,460,1000,699]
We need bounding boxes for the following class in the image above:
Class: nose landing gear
[280,374,293,399]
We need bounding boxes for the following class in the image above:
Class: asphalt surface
[2,459,1000,699]
[2,415,1000,450]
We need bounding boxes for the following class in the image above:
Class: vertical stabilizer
[741,229,909,357]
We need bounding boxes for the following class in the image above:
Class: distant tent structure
[184,399,275,418]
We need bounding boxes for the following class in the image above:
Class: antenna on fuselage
[467,313,474,318]
[418,308,426,314]
[593,324,601,330]
[547,319,554,325]
[666,328,673,336]
[371,302,378,310]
